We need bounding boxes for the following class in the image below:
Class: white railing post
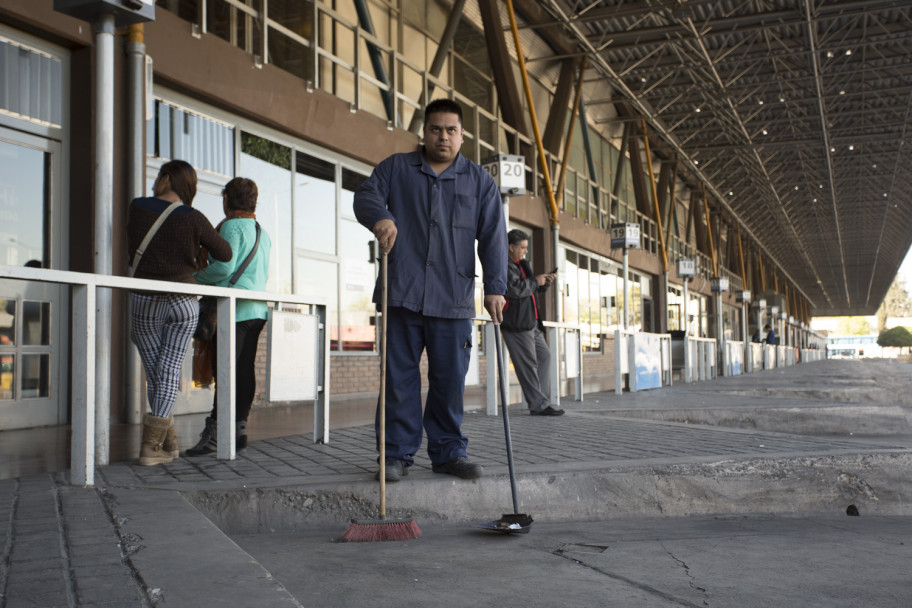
[216,295,237,461]
[547,325,559,406]
[71,284,96,486]
[574,327,583,400]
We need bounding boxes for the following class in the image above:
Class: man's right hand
[373,219,397,254]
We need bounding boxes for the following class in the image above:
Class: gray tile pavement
[2,359,912,606]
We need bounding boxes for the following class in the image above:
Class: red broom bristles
[339,518,422,542]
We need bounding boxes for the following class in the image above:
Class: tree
[876,278,912,332]
[877,326,912,354]
[835,316,873,335]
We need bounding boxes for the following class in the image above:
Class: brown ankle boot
[163,415,179,458]
[139,414,174,466]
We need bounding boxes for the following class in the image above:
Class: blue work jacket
[353,149,507,319]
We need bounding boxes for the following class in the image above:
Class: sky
[899,248,912,289]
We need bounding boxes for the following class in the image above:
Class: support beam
[658,159,675,248]
[737,225,748,287]
[543,57,580,154]
[622,106,653,217]
[555,58,586,209]
[479,0,526,137]
[578,96,600,217]
[353,0,394,123]
[685,190,695,246]
[408,0,466,133]
[642,119,669,273]
[613,121,630,202]
[702,187,719,277]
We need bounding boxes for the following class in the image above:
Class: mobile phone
[551,267,558,274]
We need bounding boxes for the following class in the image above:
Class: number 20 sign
[482,155,526,195]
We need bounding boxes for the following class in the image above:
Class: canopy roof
[516,0,912,315]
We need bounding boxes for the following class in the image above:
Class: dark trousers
[379,307,473,466]
[210,318,267,422]
[502,326,551,411]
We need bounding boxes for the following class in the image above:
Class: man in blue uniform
[354,99,507,482]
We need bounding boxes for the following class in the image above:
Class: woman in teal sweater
[187,177,271,454]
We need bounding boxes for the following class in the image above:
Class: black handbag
[194,223,262,341]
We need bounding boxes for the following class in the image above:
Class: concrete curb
[184,451,912,534]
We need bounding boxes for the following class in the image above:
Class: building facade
[0,0,813,431]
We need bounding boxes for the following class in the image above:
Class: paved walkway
[2,359,912,606]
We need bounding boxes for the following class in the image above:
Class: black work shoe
[432,456,483,479]
[236,420,248,451]
[185,417,217,456]
[530,406,565,416]
[375,458,408,482]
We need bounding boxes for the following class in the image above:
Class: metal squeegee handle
[493,324,520,515]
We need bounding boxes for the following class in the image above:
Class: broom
[340,250,421,542]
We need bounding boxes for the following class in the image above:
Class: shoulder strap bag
[227,222,262,286]
[195,222,262,341]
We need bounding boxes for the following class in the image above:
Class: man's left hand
[484,295,506,324]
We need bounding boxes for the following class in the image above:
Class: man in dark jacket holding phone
[502,229,565,416]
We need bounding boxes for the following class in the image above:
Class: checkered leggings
[130,293,198,417]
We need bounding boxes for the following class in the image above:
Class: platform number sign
[711,277,729,292]
[677,258,696,278]
[482,155,526,195]
[610,223,641,249]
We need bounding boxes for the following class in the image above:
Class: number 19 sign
[610,223,641,249]
[482,155,526,195]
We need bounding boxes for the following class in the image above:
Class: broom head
[339,517,422,542]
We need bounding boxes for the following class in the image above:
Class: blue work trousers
[378,307,473,466]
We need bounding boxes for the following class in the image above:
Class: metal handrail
[0,264,328,487]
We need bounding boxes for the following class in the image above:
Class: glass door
[0,130,68,430]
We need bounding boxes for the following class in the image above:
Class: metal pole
[552,224,560,322]
[716,292,723,370]
[742,302,749,372]
[623,249,629,330]
[125,25,145,425]
[683,278,690,382]
[94,12,115,465]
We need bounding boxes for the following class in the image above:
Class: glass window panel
[600,268,617,332]
[267,1,314,81]
[1,298,14,346]
[563,251,579,324]
[155,101,171,159]
[157,0,197,22]
[0,354,13,400]
[149,102,234,176]
[0,140,47,267]
[21,301,49,346]
[206,0,232,45]
[192,181,225,229]
[241,132,292,293]
[294,257,338,348]
[340,216,376,352]
[587,258,601,351]
[295,152,336,255]
[630,274,643,331]
[0,39,62,128]
[577,255,595,351]
[341,168,367,200]
[20,353,48,398]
